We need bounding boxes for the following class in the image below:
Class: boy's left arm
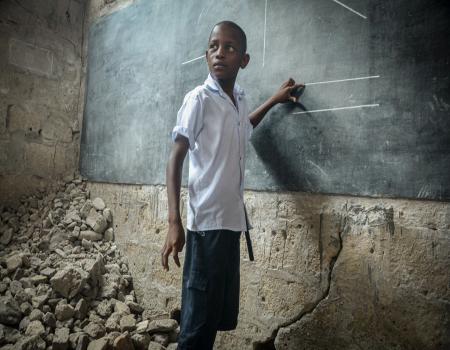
[249,78,304,128]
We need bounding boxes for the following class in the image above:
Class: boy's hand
[161,221,186,271]
[271,78,304,104]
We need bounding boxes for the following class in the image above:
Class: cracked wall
[86,182,450,350]
[0,0,86,206]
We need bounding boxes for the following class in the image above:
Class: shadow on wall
[250,95,322,192]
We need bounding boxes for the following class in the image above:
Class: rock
[120,313,136,332]
[135,320,149,333]
[102,208,112,223]
[104,228,114,241]
[168,326,179,343]
[19,316,30,331]
[105,312,121,332]
[20,301,32,315]
[50,267,89,298]
[166,344,178,350]
[14,334,46,350]
[31,294,49,309]
[152,333,169,347]
[40,267,56,277]
[79,230,103,242]
[42,312,56,328]
[6,253,23,272]
[29,308,44,321]
[49,226,68,249]
[147,341,165,350]
[114,300,130,315]
[113,333,135,350]
[24,320,45,336]
[9,280,23,295]
[55,303,75,321]
[83,322,106,339]
[96,299,112,318]
[127,301,144,314]
[92,198,106,211]
[81,238,94,250]
[86,208,107,234]
[28,275,48,285]
[0,324,20,344]
[0,227,13,245]
[80,254,105,285]
[63,211,81,225]
[53,327,70,350]
[75,298,89,320]
[86,336,109,350]
[0,296,22,326]
[131,332,151,350]
[147,318,178,333]
[79,200,93,219]
[76,333,90,350]
[99,274,119,299]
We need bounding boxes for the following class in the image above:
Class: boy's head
[206,21,250,82]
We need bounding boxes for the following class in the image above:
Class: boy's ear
[240,53,250,69]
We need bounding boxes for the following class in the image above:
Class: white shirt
[172,74,253,232]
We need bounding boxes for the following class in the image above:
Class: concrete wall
[86,182,450,350]
[0,0,86,206]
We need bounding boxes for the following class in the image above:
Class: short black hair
[209,21,247,54]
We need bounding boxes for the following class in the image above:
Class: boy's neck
[216,77,236,102]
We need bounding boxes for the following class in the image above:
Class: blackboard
[80,0,450,201]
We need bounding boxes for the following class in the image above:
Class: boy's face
[206,24,250,82]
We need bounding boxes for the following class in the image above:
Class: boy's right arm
[161,135,189,271]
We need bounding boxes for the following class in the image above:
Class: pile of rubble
[0,176,179,350]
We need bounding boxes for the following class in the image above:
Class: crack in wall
[253,204,348,350]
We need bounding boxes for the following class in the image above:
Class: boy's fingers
[173,250,181,268]
[161,245,172,271]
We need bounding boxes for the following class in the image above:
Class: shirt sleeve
[172,91,204,150]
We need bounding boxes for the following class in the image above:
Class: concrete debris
[0,176,180,349]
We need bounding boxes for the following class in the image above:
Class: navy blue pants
[177,229,241,350]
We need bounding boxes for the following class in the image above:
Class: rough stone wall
[87,182,450,350]
[0,0,86,206]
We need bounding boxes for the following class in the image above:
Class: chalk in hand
[291,85,305,101]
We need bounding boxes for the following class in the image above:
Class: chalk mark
[262,0,268,67]
[305,75,380,86]
[332,0,367,19]
[292,104,379,115]
[181,55,204,65]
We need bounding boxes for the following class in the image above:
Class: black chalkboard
[80,0,450,201]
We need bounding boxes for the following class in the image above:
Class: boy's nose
[216,45,225,58]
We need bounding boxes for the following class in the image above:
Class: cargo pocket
[185,271,208,328]
[187,271,208,291]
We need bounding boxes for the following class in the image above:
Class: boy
[161,21,303,349]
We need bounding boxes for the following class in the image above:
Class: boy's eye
[227,45,236,52]
[209,43,218,50]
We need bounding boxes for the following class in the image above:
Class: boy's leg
[177,229,241,350]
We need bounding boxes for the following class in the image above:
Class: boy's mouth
[213,63,227,69]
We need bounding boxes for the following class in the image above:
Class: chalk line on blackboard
[262,0,268,67]
[332,0,367,19]
[181,55,204,65]
[305,75,380,86]
[292,104,379,115]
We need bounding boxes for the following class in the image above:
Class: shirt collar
[204,73,245,98]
